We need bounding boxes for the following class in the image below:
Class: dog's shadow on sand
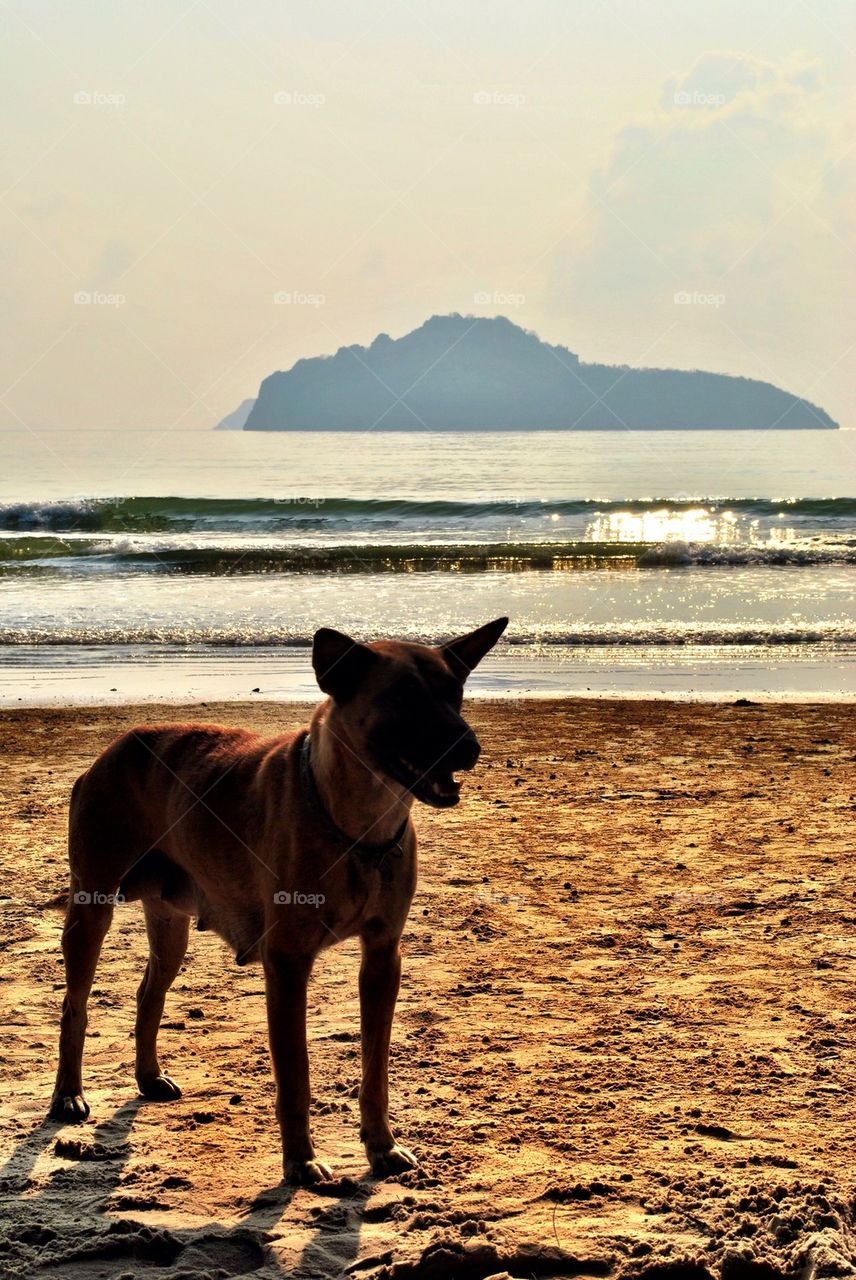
[1,1099,368,1278]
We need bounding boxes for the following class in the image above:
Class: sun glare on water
[583,507,795,546]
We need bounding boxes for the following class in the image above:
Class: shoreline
[3,642,855,706]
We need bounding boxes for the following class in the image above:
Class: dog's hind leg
[50,894,114,1122]
[135,899,190,1102]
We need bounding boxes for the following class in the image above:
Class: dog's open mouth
[386,755,462,808]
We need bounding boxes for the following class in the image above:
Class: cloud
[574,52,832,283]
[660,50,822,114]
[82,239,137,293]
[545,52,851,418]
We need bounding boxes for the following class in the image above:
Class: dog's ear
[440,616,508,681]
[312,628,376,702]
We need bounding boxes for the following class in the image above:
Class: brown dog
[50,618,508,1183]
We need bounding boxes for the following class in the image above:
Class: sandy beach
[1,698,854,1279]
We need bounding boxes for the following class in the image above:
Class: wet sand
[1,699,854,1278]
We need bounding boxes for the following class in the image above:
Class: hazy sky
[2,0,853,430]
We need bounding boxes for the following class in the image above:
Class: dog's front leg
[264,950,331,1185]
[359,935,418,1176]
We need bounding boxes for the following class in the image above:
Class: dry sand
[0,699,854,1279]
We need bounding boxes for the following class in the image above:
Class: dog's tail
[43,772,87,911]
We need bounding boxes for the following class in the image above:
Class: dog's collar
[299,733,409,867]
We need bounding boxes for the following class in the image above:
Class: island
[214,398,255,431]
[240,314,837,431]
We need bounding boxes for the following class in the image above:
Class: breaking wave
[2,494,856,533]
[1,534,853,573]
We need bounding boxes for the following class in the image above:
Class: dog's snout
[449,733,480,772]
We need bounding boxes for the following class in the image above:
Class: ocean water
[1,427,854,702]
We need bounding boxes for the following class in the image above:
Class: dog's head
[311,618,508,808]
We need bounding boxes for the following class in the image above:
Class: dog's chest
[322,856,401,940]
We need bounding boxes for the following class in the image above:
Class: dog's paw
[137,1074,182,1102]
[367,1143,419,1178]
[48,1091,90,1124]
[284,1157,334,1186]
